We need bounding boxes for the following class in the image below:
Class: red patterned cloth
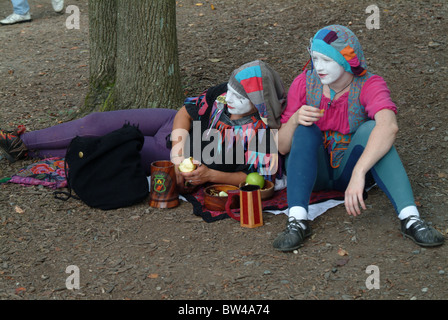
[9,157,67,189]
[183,186,344,223]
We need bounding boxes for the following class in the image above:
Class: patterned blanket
[9,157,67,189]
[183,187,344,223]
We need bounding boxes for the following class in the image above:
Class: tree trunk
[113,0,183,110]
[83,0,183,114]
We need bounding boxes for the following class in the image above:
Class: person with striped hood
[172,60,286,193]
[273,25,444,251]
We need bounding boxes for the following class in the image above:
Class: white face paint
[226,84,253,115]
[312,51,345,85]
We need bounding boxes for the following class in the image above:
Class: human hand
[174,163,196,194]
[293,105,324,126]
[344,171,367,216]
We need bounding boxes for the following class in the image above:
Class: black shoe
[273,218,312,252]
[0,127,28,163]
[401,216,445,247]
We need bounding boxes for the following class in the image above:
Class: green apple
[245,172,265,189]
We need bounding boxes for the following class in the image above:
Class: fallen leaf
[335,257,350,267]
[428,41,441,48]
[15,287,26,295]
[14,206,25,214]
[208,58,221,63]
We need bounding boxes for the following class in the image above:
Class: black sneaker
[0,127,28,163]
[273,218,312,252]
[401,216,445,247]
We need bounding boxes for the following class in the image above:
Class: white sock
[288,206,308,229]
[398,206,420,229]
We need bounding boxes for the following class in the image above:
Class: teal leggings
[285,121,416,214]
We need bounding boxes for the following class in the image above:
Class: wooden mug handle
[225,189,240,221]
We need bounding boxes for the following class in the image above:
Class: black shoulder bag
[54,124,149,210]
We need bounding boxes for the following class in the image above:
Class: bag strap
[54,189,77,201]
[54,143,80,202]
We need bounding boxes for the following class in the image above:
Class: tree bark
[83,0,183,114]
[82,0,117,115]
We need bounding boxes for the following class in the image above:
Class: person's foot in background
[0,12,31,25]
[51,0,65,13]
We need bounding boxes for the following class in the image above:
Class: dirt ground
[1,0,447,303]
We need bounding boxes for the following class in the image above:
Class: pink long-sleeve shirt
[280,71,397,134]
